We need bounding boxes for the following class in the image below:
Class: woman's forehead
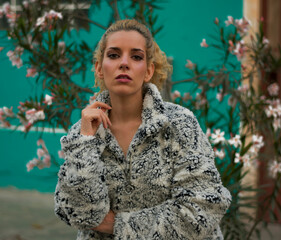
[105,31,146,51]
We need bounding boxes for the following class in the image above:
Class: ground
[0,187,280,240]
[0,187,76,240]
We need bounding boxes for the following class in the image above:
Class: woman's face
[95,30,154,97]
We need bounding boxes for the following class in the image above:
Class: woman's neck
[109,91,143,124]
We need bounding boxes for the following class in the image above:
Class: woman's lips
[116,78,132,83]
[116,74,132,83]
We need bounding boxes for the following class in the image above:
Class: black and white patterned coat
[54,83,232,240]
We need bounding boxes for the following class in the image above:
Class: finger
[91,113,102,125]
[105,114,112,126]
[96,109,111,128]
[100,110,112,126]
[100,112,108,129]
[88,102,112,110]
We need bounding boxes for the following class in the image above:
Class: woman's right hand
[80,102,112,136]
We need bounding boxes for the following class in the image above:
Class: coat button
[125,183,135,194]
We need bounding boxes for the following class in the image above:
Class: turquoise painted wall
[0,0,242,193]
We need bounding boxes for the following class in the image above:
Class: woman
[54,19,231,240]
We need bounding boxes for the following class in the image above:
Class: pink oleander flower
[194,93,207,109]
[228,134,242,148]
[216,89,224,102]
[0,120,11,127]
[36,16,46,27]
[200,38,209,48]
[262,37,269,46]
[267,83,279,96]
[260,95,266,101]
[243,155,251,167]
[273,118,281,131]
[12,57,23,68]
[0,108,12,128]
[89,92,99,104]
[44,94,53,105]
[235,17,251,35]
[15,46,24,54]
[7,47,24,69]
[36,10,62,30]
[25,108,45,124]
[42,154,51,167]
[46,10,62,20]
[2,2,11,14]
[171,90,181,101]
[228,40,235,52]
[234,153,250,166]
[228,96,237,107]
[26,158,38,172]
[206,128,211,138]
[58,41,65,53]
[26,68,38,78]
[58,150,65,159]
[234,152,242,163]
[2,106,14,117]
[6,12,19,27]
[26,35,34,49]
[215,149,225,159]
[37,138,47,150]
[269,99,281,108]
[214,17,219,25]
[185,59,195,69]
[268,160,281,178]
[265,105,278,118]
[37,148,46,158]
[23,1,29,8]
[27,139,51,171]
[233,40,247,61]
[58,57,68,65]
[225,16,234,26]
[252,134,264,150]
[238,84,249,93]
[183,92,192,101]
[211,129,225,144]
[23,122,32,132]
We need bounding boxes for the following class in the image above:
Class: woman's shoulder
[162,101,202,135]
[163,101,195,120]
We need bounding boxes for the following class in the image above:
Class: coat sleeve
[113,112,232,240]
[54,120,110,230]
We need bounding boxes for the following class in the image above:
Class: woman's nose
[119,55,129,70]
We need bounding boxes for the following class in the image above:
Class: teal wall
[0,0,243,193]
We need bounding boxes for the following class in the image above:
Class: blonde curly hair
[93,19,172,91]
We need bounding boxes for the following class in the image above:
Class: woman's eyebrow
[106,47,145,53]
[131,48,144,53]
[107,47,120,51]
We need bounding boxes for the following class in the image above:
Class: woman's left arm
[113,112,232,240]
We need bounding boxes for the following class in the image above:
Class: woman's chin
[108,84,143,97]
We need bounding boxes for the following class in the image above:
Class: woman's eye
[107,53,119,59]
[132,55,143,61]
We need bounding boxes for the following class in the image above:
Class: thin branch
[72,14,107,30]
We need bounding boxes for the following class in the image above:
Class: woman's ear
[95,61,103,79]
[144,62,155,83]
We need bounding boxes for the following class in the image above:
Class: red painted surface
[257,0,281,223]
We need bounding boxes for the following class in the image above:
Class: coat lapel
[94,83,168,158]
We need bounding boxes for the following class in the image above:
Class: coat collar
[95,83,169,158]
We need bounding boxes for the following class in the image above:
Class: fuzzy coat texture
[54,83,232,240]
